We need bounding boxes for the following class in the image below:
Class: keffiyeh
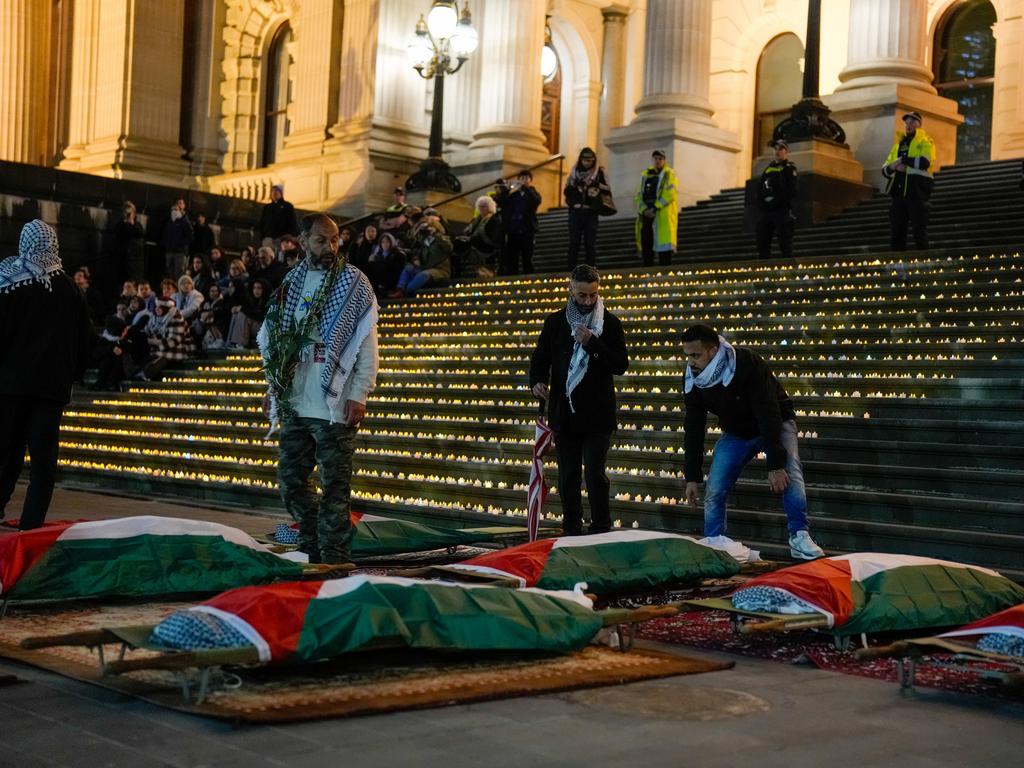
[564,297,604,413]
[684,335,737,393]
[0,220,63,294]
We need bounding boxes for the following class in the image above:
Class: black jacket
[496,185,542,235]
[0,273,92,403]
[162,216,193,253]
[757,160,798,211]
[529,308,629,434]
[683,347,795,481]
[260,199,299,240]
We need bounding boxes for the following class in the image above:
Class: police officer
[882,111,936,251]
[755,139,798,259]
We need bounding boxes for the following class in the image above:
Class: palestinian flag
[732,553,1024,636]
[275,512,492,557]
[940,603,1024,657]
[151,575,602,663]
[445,530,741,595]
[0,516,303,601]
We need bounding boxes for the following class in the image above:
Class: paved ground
[1,485,1022,768]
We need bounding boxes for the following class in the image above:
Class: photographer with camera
[388,221,453,298]
[564,147,611,271]
[495,170,542,275]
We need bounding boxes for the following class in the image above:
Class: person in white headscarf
[0,220,92,530]
[529,264,629,536]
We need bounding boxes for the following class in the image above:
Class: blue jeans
[702,419,807,536]
[397,264,433,294]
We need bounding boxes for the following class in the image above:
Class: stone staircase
[56,249,1024,578]
[532,158,1024,272]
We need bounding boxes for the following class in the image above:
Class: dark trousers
[889,196,930,250]
[0,396,65,530]
[639,216,673,266]
[277,416,357,564]
[567,207,598,269]
[756,209,795,259]
[502,231,535,275]
[554,431,612,535]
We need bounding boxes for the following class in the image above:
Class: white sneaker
[789,530,825,560]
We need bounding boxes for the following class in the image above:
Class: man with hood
[882,111,937,251]
[529,265,629,536]
[0,220,91,530]
[634,149,679,266]
[259,213,379,566]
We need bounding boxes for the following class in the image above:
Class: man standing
[496,169,542,275]
[681,324,824,560]
[755,139,799,259]
[530,265,629,536]
[259,184,299,247]
[634,149,679,266]
[882,112,936,251]
[0,220,91,529]
[162,198,193,278]
[259,213,379,565]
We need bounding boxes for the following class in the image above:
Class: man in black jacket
[681,324,824,559]
[755,139,798,259]
[529,265,629,535]
[496,169,542,275]
[260,184,299,246]
[0,220,92,529]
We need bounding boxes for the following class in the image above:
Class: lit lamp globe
[406,30,433,67]
[426,0,458,40]
[540,44,558,80]
[450,18,478,56]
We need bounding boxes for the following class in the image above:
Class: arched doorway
[933,1,996,163]
[753,33,804,167]
[541,46,562,155]
[261,23,293,167]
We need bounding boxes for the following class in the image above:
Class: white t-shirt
[290,268,332,420]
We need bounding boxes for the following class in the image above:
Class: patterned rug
[0,598,731,723]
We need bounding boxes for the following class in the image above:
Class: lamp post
[405,1,479,193]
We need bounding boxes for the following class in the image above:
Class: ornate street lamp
[405,1,479,193]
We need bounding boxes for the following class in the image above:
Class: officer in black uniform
[755,139,799,259]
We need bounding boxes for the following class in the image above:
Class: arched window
[753,34,804,166]
[261,23,293,167]
[934,1,996,163]
[541,47,561,154]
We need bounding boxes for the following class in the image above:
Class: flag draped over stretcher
[276,512,490,556]
[150,575,602,663]
[940,603,1024,657]
[444,530,741,594]
[731,553,1024,636]
[0,516,302,601]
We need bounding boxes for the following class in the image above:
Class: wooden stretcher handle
[105,646,261,674]
[20,629,122,650]
[624,605,679,623]
[855,642,914,661]
[738,615,831,634]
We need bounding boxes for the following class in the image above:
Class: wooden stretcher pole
[738,615,831,634]
[854,641,917,661]
[105,645,262,674]
[21,629,124,650]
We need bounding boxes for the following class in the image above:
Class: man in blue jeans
[681,324,824,560]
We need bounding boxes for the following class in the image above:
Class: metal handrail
[338,152,566,230]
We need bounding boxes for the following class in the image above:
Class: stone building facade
[2,0,1021,214]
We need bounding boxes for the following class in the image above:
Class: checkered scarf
[259,257,377,421]
[684,336,737,393]
[0,220,63,294]
[564,296,604,414]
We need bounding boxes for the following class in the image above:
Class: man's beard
[306,251,341,270]
[572,299,595,314]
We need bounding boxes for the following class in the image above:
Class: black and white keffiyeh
[0,220,62,294]
[258,257,378,422]
[564,296,604,413]
[684,335,737,393]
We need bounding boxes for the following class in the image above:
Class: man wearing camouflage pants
[259,213,379,565]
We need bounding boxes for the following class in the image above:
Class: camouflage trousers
[277,416,357,564]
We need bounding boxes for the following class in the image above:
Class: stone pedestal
[745,139,874,230]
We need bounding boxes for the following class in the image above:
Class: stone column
[60,0,189,180]
[0,0,53,165]
[469,0,547,152]
[597,5,629,147]
[826,0,962,184]
[604,0,741,208]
